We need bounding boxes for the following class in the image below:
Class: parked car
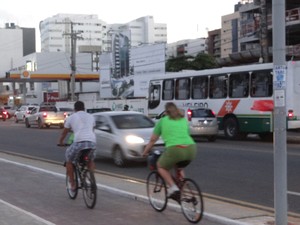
[93,111,164,167]
[154,107,218,142]
[14,105,37,123]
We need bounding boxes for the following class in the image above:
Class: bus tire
[224,117,239,139]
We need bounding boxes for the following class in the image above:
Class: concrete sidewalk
[1,151,300,225]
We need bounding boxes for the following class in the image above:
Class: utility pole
[272,0,287,224]
[63,21,83,101]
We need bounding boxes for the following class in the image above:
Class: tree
[166,53,217,72]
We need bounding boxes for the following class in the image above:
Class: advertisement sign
[99,34,165,98]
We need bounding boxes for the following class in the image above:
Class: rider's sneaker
[168,190,180,202]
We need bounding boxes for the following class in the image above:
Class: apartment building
[208,0,300,66]
[40,14,167,54]
[0,23,35,77]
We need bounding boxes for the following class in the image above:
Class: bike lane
[0,157,220,225]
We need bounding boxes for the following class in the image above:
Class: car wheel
[25,119,30,128]
[113,146,126,167]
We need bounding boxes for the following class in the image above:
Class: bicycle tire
[180,178,204,223]
[82,170,97,209]
[146,171,167,212]
[66,165,78,199]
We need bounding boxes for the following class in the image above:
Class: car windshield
[111,114,155,129]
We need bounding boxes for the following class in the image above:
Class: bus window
[148,84,161,110]
[163,79,174,100]
[229,72,249,98]
[251,71,273,97]
[175,78,190,100]
[209,75,228,98]
[192,76,208,99]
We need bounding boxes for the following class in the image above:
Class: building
[166,38,207,59]
[39,14,108,53]
[207,0,300,66]
[0,23,36,78]
[109,16,167,48]
[207,29,221,59]
[5,52,99,105]
[40,14,167,54]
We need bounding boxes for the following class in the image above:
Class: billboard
[99,33,165,99]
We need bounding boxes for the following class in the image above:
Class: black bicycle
[58,145,97,209]
[146,150,204,223]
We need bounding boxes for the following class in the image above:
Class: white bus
[148,61,300,140]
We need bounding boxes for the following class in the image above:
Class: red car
[0,108,8,121]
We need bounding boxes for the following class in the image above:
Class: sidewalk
[1,151,300,225]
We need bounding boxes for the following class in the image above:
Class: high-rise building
[166,38,207,59]
[0,23,35,77]
[39,14,167,54]
[208,0,300,66]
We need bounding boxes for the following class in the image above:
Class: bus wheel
[224,117,239,139]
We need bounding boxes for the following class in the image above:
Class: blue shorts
[65,141,96,163]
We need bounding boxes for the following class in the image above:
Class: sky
[0,0,240,51]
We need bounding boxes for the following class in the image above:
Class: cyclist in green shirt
[143,102,197,197]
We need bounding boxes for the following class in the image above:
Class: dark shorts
[158,144,197,170]
[65,141,96,163]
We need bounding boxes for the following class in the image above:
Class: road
[1,119,300,216]
[0,158,218,225]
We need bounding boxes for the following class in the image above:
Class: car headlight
[125,135,145,144]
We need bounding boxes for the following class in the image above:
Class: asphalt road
[0,159,219,225]
[1,119,300,216]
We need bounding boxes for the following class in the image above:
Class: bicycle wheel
[180,178,204,223]
[146,171,167,212]
[66,165,78,199]
[82,170,97,209]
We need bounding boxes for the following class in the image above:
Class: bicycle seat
[176,160,191,168]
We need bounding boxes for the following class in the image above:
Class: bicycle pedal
[168,191,181,203]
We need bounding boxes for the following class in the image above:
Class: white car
[93,111,164,167]
[14,105,37,123]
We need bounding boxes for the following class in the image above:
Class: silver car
[187,108,218,142]
[93,111,164,167]
[14,105,37,123]
[154,107,218,142]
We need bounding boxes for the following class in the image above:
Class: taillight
[42,112,47,117]
[187,109,192,121]
[3,111,7,115]
[288,109,294,119]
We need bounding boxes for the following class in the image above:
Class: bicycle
[58,144,97,209]
[146,149,204,223]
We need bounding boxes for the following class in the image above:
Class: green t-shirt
[153,116,195,147]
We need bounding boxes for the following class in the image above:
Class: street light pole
[272,0,288,224]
